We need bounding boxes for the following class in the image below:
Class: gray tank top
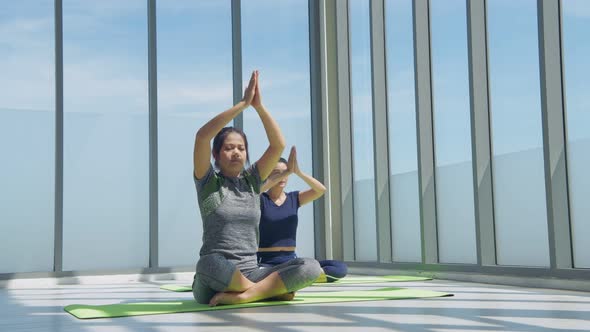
[194,163,262,272]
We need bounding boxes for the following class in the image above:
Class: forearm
[297,171,326,194]
[260,170,292,192]
[197,101,248,140]
[254,104,286,149]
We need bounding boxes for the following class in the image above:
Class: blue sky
[1,0,588,154]
[1,0,589,270]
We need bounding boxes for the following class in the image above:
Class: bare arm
[193,71,256,179]
[251,73,286,180]
[260,169,291,193]
[297,171,326,206]
[289,146,326,206]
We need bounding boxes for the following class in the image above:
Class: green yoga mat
[160,275,432,292]
[64,287,451,319]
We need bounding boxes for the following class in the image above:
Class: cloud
[563,0,590,19]
[0,3,313,117]
[159,80,232,109]
[0,15,55,111]
[157,0,229,12]
[0,17,53,50]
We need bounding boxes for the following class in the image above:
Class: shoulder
[289,191,300,206]
[194,165,222,196]
[243,162,258,176]
[243,163,262,193]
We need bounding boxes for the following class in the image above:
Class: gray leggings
[193,253,322,304]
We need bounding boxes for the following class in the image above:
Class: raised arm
[260,169,291,193]
[260,147,298,192]
[290,147,326,206]
[193,71,256,179]
[251,72,286,180]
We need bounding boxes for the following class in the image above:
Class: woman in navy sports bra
[258,146,348,282]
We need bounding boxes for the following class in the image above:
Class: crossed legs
[193,253,321,306]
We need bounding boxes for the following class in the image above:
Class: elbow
[278,141,287,152]
[195,128,206,140]
[276,135,287,149]
[195,128,211,144]
[272,138,286,152]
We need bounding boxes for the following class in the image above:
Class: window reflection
[350,0,377,261]
[62,0,150,270]
[386,0,421,263]
[0,1,55,273]
[431,0,476,264]
[562,0,590,268]
[488,0,549,267]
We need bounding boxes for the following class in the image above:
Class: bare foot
[209,292,244,306]
[268,292,295,301]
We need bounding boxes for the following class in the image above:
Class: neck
[268,187,284,200]
[220,167,241,178]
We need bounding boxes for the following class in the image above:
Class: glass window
[563,0,590,268]
[385,0,421,262]
[349,0,377,261]
[488,0,549,267]
[242,0,315,257]
[430,0,477,264]
[0,1,55,273]
[62,1,149,270]
[157,0,232,267]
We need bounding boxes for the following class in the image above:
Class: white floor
[2,275,590,332]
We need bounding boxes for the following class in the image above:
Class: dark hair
[212,127,250,168]
[277,157,288,166]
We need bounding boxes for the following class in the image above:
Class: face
[270,162,289,190]
[215,132,247,176]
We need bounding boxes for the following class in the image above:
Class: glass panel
[385,0,421,262]
[431,0,477,264]
[488,0,549,266]
[350,0,377,261]
[563,0,590,268]
[62,0,149,270]
[157,0,232,267]
[242,0,315,257]
[0,2,55,273]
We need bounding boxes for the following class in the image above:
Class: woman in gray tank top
[192,70,321,306]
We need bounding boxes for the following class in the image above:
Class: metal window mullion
[308,0,327,260]
[370,0,392,263]
[537,0,572,269]
[147,0,159,269]
[467,0,496,266]
[413,0,438,264]
[323,0,344,261]
[336,0,355,261]
[232,0,243,130]
[54,0,64,273]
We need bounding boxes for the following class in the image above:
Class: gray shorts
[192,253,321,304]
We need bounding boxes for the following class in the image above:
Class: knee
[322,260,348,279]
[192,275,215,304]
[195,253,236,292]
[276,258,323,292]
[196,253,225,274]
[295,257,323,280]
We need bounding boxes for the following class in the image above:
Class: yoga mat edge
[64,287,452,319]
